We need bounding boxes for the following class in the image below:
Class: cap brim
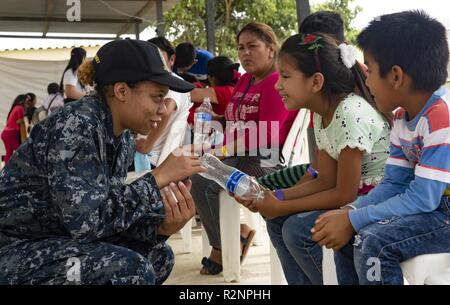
[150,73,195,93]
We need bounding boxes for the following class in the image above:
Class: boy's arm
[349,162,414,210]
[349,122,450,231]
[347,123,416,210]
[349,177,448,231]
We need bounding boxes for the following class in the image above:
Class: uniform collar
[95,95,121,147]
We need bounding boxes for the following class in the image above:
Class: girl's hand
[252,189,283,219]
[311,209,355,250]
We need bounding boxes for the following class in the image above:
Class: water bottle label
[226,170,246,194]
[196,112,212,122]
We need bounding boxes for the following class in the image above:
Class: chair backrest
[281,108,310,167]
[156,110,189,167]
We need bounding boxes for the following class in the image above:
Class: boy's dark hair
[207,56,240,86]
[148,36,175,57]
[357,10,449,92]
[47,82,60,95]
[300,11,345,43]
[175,42,196,69]
[280,33,391,124]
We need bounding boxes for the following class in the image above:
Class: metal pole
[156,0,164,36]
[296,0,311,33]
[135,22,140,39]
[205,0,215,53]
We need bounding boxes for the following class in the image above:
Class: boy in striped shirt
[310,10,450,284]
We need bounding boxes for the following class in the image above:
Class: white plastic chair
[322,247,338,285]
[322,250,450,285]
[401,253,450,285]
[209,109,311,282]
[424,268,450,285]
[154,110,194,253]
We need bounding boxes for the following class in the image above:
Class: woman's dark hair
[237,22,279,56]
[59,47,87,94]
[207,56,240,86]
[280,33,392,124]
[47,82,60,95]
[25,93,36,103]
[6,94,27,121]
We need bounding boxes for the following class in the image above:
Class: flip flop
[240,229,256,264]
[200,257,223,275]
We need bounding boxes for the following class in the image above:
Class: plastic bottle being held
[193,97,213,145]
[199,153,264,201]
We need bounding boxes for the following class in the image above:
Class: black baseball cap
[93,39,194,93]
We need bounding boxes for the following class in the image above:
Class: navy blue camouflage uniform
[0,95,174,284]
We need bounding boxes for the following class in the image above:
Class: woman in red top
[1,94,32,163]
[187,56,240,126]
[190,23,298,275]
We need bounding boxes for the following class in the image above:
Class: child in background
[187,56,240,146]
[0,94,33,163]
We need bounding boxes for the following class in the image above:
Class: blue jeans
[266,210,326,285]
[334,196,450,285]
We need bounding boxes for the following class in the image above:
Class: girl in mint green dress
[235,33,392,284]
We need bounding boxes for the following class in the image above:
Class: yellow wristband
[221,145,228,157]
[444,188,450,196]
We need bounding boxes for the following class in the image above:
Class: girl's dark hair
[280,33,392,124]
[207,56,240,86]
[59,47,87,94]
[6,94,27,121]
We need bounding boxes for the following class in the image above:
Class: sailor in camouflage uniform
[0,39,202,284]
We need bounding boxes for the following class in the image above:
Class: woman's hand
[157,180,196,236]
[152,148,206,188]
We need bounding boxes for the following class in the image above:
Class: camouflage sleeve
[47,113,164,244]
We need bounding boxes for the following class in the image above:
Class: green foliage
[163,0,362,59]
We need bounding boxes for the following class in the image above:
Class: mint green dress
[314,93,391,187]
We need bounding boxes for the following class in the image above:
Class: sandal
[240,229,256,264]
[200,257,223,275]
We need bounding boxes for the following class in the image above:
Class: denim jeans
[266,210,326,285]
[334,196,450,285]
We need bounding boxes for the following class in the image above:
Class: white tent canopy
[0,0,178,38]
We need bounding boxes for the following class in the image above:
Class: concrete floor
[164,221,273,285]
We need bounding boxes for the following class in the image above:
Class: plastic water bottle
[193,97,213,145]
[199,153,264,201]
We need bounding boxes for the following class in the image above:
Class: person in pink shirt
[1,94,32,163]
[190,22,298,275]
